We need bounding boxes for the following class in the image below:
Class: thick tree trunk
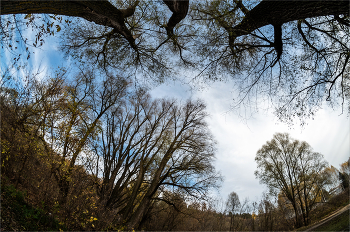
[57,175,70,205]
[231,0,349,38]
[1,0,137,49]
[227,0,349,58]
[1,1,125,25]
[163,0,189,36]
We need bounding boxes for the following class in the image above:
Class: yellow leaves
[1,140,10,154]
[340,159,350,174]
[89,216,98,222]
[252,212,257,220]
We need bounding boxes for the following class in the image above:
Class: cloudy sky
[150,79,350,203]
[2,14,349,206]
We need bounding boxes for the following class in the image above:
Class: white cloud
[150,79,192,100]
[150,79,350,203]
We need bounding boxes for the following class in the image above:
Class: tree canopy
[1,0,349,124]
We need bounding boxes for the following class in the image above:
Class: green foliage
[0,184,65,231]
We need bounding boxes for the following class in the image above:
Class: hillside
[296,188,350,231]
[0,183,64,231]
[307,205,349,231]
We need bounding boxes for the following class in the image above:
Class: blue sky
[1,13,349,206]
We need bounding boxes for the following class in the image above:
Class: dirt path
[305,204,350,231]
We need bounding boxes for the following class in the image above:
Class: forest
[1,0,349,231]
[1,73,349,230]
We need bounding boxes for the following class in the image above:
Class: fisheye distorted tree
[1,0,349,123]
[94,89,220,229]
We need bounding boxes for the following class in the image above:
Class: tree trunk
[291,202,301,228]
[229,213,234,231]
[57,175,70,205]
[118,164,145,217]
[126,149,176,229]
[1,0,137,49]
[231,0,349,38]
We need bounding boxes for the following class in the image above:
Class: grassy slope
[296,188,350,231]
[0,184,65,231]
[313,209,350,231]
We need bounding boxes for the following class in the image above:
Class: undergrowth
[0,184,65,231]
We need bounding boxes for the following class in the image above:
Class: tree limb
[1,0,139,50]
[228,0,349,58]
[163,0,189,37]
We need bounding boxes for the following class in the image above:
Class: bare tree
[45,71,129,205]
[1,69,129,205]
[91,89,221,229]
[191,1,349,124]
[257,193,275,231]
[1,71,67,188]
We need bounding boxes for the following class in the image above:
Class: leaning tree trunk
[126,148,176,229]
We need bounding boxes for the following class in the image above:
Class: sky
[150,79,350,203]
[2,13,349,207]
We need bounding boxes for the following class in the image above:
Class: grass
[0,184,65,231]
[309,188,350,223]
[313,209,349,231]
[295,188,349,231]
